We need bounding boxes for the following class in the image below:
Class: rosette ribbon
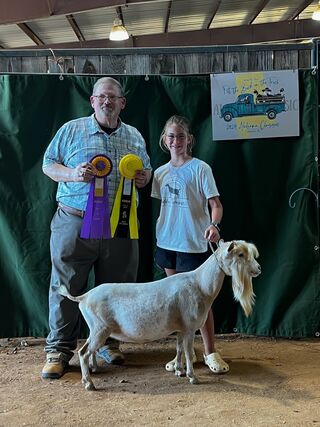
[110,154,143,239]
[80,155,113,239]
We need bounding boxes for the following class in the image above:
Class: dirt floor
[0,335,319,427]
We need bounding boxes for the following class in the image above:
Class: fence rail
[0,43,315,74]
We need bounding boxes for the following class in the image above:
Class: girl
[151,115,229,374]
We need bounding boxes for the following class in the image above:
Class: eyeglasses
[93,94,123,103]
[166,133,187,141]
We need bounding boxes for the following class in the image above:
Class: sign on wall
[211,70,299,140]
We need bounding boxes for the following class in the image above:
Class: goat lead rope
[208,241,215,253]
[208,240,226,274]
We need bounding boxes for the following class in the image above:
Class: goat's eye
[238,253,244,257]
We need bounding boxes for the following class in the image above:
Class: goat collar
[209,242,228,275]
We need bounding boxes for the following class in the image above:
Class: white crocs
[165,351,197,372]
[203,352,229,374]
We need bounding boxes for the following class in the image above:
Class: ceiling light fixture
[312,1,320,21]
[109,18,129,41]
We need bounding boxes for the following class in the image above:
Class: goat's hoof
[84,382,96,391]
[175,369,186,377]
[189,377,199,385]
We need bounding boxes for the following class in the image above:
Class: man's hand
[73,162,98,182]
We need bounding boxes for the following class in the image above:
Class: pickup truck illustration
[220,88,285,121]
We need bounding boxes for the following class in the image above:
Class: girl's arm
[204,196,223,243]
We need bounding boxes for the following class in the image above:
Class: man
[42,77,152,379]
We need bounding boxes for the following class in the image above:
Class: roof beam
[286,0,314,20]
[66,14,86,42]
[207,0,222,29]
[246,0,271,25]
[17,23,44,45]
[164,1,172,33]
[18,19,320,49]
[0,0,160,25]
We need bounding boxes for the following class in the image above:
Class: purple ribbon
[80,155,112,239]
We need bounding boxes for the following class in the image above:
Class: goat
[59,240,261,390]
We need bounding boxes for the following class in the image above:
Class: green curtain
[0,71,318,338]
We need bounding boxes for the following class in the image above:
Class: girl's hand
[204,224,220,243]
[135,169,150,188]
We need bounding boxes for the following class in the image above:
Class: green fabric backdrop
[0,71,319,338]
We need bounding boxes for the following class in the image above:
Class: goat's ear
[227,241,236,252]
[218,239,224,247]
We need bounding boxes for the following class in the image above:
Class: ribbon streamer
[81,155,113,239]
[110,154,143,239]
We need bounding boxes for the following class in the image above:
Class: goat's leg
[183,332,199,384]
[78,340,95,391]
[174,333,186,377]
[78,329,109,391]
[90,351,98,373]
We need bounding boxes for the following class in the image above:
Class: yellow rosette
[110,154,143,239]
[91,155,113,177]
[90,155,113,196]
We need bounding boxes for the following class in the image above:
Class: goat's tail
[58,284,81,303]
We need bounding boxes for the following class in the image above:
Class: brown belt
[58,202,85,218]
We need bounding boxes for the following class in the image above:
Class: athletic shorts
[155,246,210,273]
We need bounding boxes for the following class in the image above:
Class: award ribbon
[110,154,143,239]
[80,155,113,239]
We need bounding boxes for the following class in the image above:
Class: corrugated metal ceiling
[0,0,319,50]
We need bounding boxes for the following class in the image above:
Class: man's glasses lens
[95,95,121,103]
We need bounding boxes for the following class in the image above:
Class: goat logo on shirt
[162,177,188,207]
[165,183,180,196]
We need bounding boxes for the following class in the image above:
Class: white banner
[211,70,299,140]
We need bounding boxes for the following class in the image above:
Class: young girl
[151,115,229,374]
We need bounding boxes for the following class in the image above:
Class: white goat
[59,240,261,390]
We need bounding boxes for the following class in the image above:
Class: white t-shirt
[151,158,219,253]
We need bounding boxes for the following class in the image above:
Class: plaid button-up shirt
[43,114,151,211]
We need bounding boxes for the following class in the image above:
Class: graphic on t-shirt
[165,183,180,196]
[161,176,188,207]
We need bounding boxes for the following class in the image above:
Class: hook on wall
[48,48,73,79]
[48,48,64,80]
[288,187,319,209]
